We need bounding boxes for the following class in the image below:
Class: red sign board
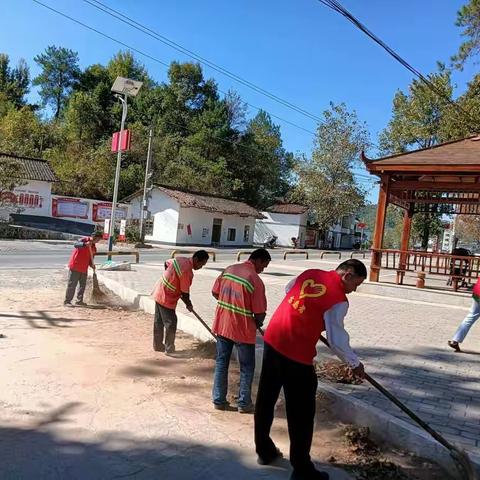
[111,129,132,152]
[52,197,89,219]
[357,222,367,229]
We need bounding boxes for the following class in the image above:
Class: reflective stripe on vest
[172,258,182,277]
[162,276,176,292]
[222,273,254,293]
[217,300,253,317]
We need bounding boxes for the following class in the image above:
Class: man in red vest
[64,231,102,307]
[448,279,480,352]
[254,259,367,480]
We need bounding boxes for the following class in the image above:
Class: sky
[0,0,477,202]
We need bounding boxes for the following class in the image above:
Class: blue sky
[0,0,476,201]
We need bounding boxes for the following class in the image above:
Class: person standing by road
[448,279,480,352]
[211,248,271,413]
[152,250,209,354]
[254,259,367,480]
[64,231,102,307]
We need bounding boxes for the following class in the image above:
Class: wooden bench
[95,250,140,263]
[171,249,216,262]
[283,250,309,260]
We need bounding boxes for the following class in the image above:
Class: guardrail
[237,250,253,262]
[171,249,216,262]
[283,250,309,260]
[350,250,367,259]
[95,250,140,263]
[320,251,342,259]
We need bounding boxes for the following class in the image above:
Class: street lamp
[108,76,143,252]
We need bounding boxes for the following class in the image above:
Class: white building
[127,185,261,247]
[1,153,127,235]
[254,203,309,248]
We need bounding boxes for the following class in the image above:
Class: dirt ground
[0,269,451,480]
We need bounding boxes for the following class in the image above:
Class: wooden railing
[371,248,480,290]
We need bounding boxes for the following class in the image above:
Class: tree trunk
[421,220,430,250]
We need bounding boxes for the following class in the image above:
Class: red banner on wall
[52,197,89,219]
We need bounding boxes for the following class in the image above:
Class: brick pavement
[99,256,480,454]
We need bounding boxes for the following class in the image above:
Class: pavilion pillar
[397,205,414,284]
[370,175,390,282]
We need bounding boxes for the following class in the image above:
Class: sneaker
[238,403,255,414]
[290,468,329,480]
[63,302,74,308]
[75,301,87,307]
[448,340,461,352]
[257,447,283,465]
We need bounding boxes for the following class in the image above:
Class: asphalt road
[0,242,308,270]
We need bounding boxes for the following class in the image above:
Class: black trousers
[153,303,178,353]
[64,269,87,304]
[254,342,318,471]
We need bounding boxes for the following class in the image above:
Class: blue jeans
[212,335,255,408]
[453,298,480,343]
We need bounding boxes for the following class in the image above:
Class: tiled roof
[157,186,261,218]
[266,203,309,214]
[363,136,480,167]
[0,152,58,182]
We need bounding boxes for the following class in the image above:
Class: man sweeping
[211,248,271,413]
[254,259,367,480]
[152,250,209,354]
[64,231,102,307]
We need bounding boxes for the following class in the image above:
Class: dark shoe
[238,403,255,414]
[75,301,87,306]
[213,402,231,411]
[165,345,176,354]
[257,447,283,465]
[448,340,461,352]
[154,344,166,352]
[290,468,329,480]
[64,302,74,308]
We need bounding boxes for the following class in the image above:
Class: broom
[318,334,477,480]
[88,244,106,303]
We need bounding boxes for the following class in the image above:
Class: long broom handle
[318,334,458,453]
[191,309,217,340]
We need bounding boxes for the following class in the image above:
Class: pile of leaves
[316,360,363,385]
[338,426,411,480]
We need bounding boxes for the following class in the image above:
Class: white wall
[177,207,256,246]
[10,180,52,217]
[254,212,307,247]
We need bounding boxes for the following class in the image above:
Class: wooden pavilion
[363,136,480,290]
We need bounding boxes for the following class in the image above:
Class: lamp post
[108,77,143,253]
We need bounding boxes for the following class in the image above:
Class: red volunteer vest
[264,270,347,365]
[473,280,480,300]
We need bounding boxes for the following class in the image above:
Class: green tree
[33,45,80,118]
[0,54,30,107]
[452,0,480,69]
[291,103,369,231]
[0,107,44,157]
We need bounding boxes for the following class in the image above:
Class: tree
[291,103,369,231]
[0,54,30,107]
[379,68,455,153]
[0,158,27,222]
[33,46,80,118]
[0,107,44,157]
[455,215,480,245]
[451,0,480,69]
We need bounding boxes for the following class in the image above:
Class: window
[227,228,236,241]
[243,225,250,242]
[145,219,154,236]
[202,227,209,238]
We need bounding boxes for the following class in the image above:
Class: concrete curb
[96,271,480,480]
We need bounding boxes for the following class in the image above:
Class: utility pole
[138,127,153,246]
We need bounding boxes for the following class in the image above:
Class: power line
[317,0,480,130]
[31,0,316,136]
[83,0,325,124]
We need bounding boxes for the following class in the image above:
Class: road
[0,240,329,270]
